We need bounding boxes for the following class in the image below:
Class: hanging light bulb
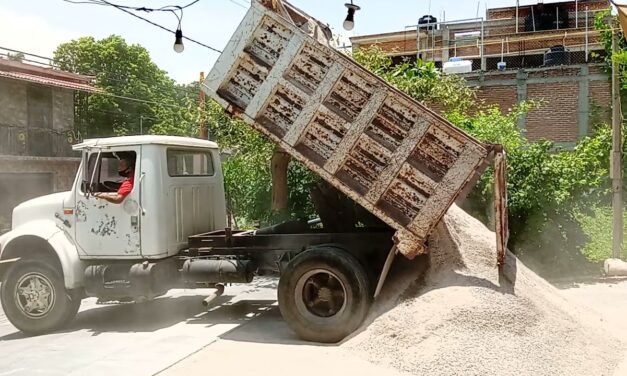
[343,1,360,31]
[173,27,184,53]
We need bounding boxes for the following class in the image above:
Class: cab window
[81,151,136,193]
[167,149,214,177]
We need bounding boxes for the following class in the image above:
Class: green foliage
[202,101,317,225]
[53,35,181,138]
[7,52,25,62]
[353,46,473,113]
[575,206,627,262]
[448,99,614,273]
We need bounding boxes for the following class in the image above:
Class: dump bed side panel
[203,2,489,257]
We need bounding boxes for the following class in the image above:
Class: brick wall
[589,80,612,127]
[465,64,611,145]
[487,0,607,20]
[474,85,518,113]
[526,82,579,142]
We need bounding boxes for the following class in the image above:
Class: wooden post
[199,71,208,140]
[611,28,623,259]
[271,147,291,211]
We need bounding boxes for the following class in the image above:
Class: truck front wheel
[278,246,371,343]
[1,261,80,335]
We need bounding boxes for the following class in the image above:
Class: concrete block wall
[0,78,27,128]
[0,156,80,192]
[464,64,610,146]
[0,77,75,157]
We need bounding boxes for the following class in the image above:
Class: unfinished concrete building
[351,0,611,147]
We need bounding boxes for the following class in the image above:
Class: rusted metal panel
[202,1,492,258]
[494,150,508,266]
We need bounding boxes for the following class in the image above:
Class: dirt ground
[559,278,627,376]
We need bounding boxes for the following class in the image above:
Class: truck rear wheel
[278,246,371,343]
[1,260,80,335]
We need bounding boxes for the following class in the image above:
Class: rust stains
[76,201,88,222]
[91,214,117,237]
[324,71,374,122]
[285,42,333,93]
[203,3,494,259]
[245,16,294,67]
[258,84,306,136]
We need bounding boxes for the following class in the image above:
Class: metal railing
[411,8,607,71]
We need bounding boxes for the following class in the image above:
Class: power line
[228,0,248,10]
[63,0,222,53]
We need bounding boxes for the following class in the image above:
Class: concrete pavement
[0,278,278,376]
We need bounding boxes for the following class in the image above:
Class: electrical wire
[228,0,249,10]
[62,0,222,53]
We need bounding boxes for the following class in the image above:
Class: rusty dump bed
[202,1,499,259]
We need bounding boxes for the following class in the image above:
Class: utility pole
[199,71,208,140]
[611,27,623,259]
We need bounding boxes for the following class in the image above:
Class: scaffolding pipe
[516,0,519,33]
[585,7,589,62]
[557,6,559,30]
[432,20,436,61]
[481,19,485,70]
[501,38,505,62]
[576,0,579,28]
[532,6,536,32]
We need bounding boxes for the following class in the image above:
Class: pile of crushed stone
[343,205,623,376]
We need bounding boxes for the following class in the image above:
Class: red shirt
[117,175,134,198]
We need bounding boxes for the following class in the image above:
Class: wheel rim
[14,272,56,319]
[295,269,347,319]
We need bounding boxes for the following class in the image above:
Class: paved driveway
[0,278,278,376]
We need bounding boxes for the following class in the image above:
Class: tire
[278,246,372,343]
[1,260,81,335]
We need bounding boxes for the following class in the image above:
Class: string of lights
[62,0,222,53]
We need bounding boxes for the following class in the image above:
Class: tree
[7,52,25,62]
[53,35,181,138]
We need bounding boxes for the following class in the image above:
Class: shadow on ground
[0,292,282,341]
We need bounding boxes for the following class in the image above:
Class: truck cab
[71,135,226,260]
[0,136,227,334]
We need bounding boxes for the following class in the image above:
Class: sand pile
[344,205,623,376]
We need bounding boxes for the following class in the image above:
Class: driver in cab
[94,156,135,204]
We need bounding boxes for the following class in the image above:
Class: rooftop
[73,135,219,150]
[0,58,97,92]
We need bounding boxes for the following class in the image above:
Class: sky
[0,0,619,84]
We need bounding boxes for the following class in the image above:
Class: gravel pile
[344,204,623,376]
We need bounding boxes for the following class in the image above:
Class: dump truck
[0,0,507,343]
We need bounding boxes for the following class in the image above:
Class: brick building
[350,0,611,145]
[0,57,96,231]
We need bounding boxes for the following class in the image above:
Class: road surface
[0,278,279,376]
[0,277,401,376]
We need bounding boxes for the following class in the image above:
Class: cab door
[75,147,142,258]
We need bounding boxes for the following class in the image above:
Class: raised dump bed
[202,0,506,260]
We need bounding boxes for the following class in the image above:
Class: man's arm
[94,179,133,204]
[93,192,126,204]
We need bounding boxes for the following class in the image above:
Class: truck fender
[0,220,86,289]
